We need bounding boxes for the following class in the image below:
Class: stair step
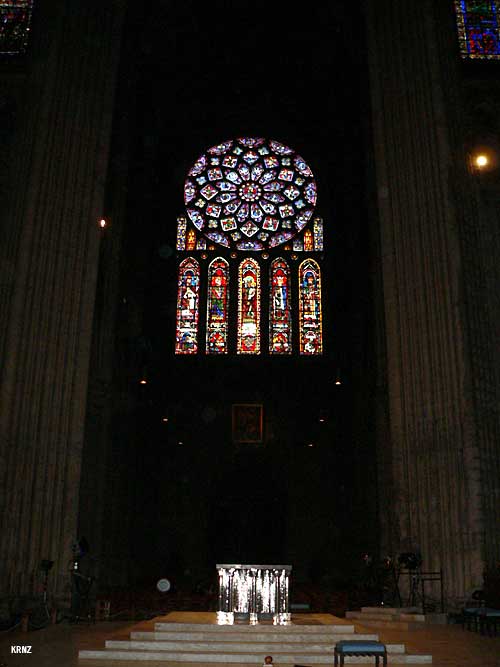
[347,612,425,623]
[105,639,406,653]
[361,607,420,615]
[79,649,432,663]
[131,630,380,642]
[154,622,355,633]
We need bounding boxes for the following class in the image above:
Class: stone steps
[104,639,406,653]
[131,630,380,642]
[346,607,427,630]
[79,648,432,664]
[153,621,355,633]
[78,613,433,664]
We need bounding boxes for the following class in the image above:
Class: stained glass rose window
[184,137,317,250]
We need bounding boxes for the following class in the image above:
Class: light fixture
[307,442,314,448]
[139,379,147,385]
[162,417,169,423]
[474,154,489,169]
[99,218,107,228]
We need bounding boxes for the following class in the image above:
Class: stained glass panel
[455,1,500,59]
[206,258,229,354]
[175,258,200,354]
[313,217,324,251]
[0,1,33,56]
[269,258,292,354]
[299,259,323,355]
[186,228,196,251]
[184,137,318,249]
[304,229,313,251]
[237,258,261,354]
[176,216,187,251]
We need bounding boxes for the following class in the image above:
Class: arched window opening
[269,258,292,354]
[299,259,323,355]
[206,258,230,354]
[237,258,261,354]
[175,258,200,354]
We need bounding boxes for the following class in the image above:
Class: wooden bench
[334,640,387,667]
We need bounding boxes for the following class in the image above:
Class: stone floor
[0,615,499,667]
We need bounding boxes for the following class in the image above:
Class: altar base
[78,611,433,663]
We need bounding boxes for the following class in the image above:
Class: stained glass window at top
[455,1,500,59]
[269,258,292,354]
[299,259,323,355]
[184,137,318,251]
[0,1,34,55]
[206,258,230,354]
[175,258,200,354]
[237,258,261,354]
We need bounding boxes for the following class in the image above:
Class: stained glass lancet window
[455,1,500,59]
[176,216,187,251]
[0,1,34,55]
[313,217,324,251]
[206,257,230,354]
[269,258,292,354]
[175,258,200,354]
[299,259,323,355]
[237,258,261,354]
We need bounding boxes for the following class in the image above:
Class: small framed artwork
[232,404,263,443]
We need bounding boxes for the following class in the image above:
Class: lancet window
[237,259,261,354]
[175,258,200,354]
[298,259,323,355]
[206,258,230,354]
[269,259,292,354]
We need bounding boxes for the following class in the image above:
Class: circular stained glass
[184,137,317,250]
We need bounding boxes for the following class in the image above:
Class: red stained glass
[299,259,323,355]
[269,258,292,354]
[175,258,200,354]
[206,258,229,354]
[237,258,260,354]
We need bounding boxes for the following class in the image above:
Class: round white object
[157,578,171,593]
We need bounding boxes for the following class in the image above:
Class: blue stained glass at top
[455,0,500,59]
[0,1,34,56]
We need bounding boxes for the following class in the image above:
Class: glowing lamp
[139,379,147,385]
[99,218,107,228]
[474,154,489,168]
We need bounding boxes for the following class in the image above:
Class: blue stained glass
[455,1,500,59]
[0,1,34,55]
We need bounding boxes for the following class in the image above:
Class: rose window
[184,137,317,250]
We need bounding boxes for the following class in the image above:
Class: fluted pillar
[0,1,124,604]
[366,0,484,605]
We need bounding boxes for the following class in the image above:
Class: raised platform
[346,608,428,631]
[78,611,433,664]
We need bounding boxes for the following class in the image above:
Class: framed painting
[232,404,263,443]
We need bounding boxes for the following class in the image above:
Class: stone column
[366,0,484,605]
[0,0,125,605]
